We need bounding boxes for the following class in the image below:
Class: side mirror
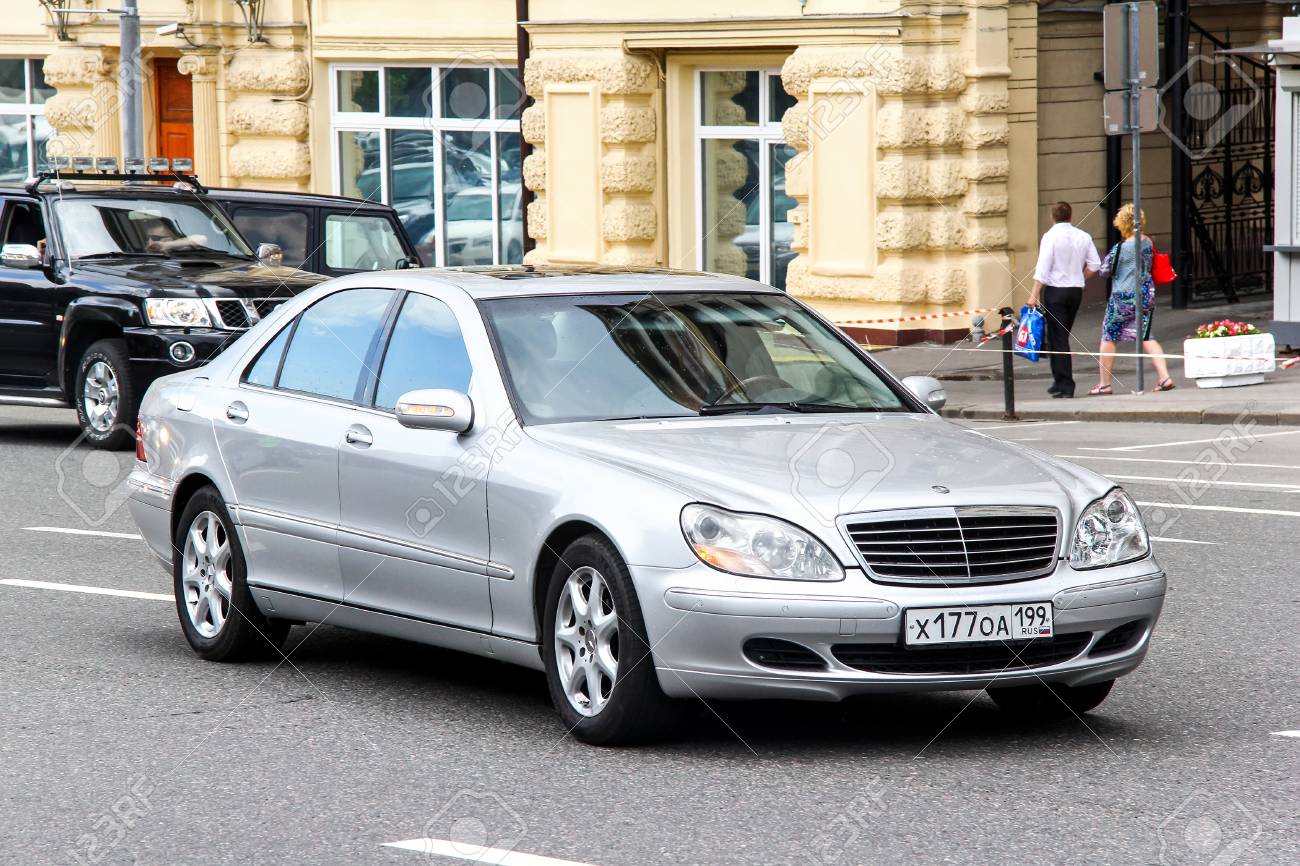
[394,388,474,433]
[256,242,283,267]
[902,375,947,411]
[2,243,42,270]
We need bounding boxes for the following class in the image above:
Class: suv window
[324,213,406,271]
[276,288,392,401]
[228,206,310,269]
[2,200,46,251]
[373,293,472,410]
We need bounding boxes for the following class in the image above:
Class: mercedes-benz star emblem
[932,485,950,494]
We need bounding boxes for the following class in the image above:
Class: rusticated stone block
[228,100,309,137]
[875,210,966,251]
[43,92,101,131]
[603,245,661,268]
[521,105,546,145]
[786,258,969,305]
[229,141,311,179]
[600,106,656,144]
[960,90,1010,115]
[960,160,1011,181]
[602,201,657,242]
[526,199,547,240]
[780,101,809,150]
[42,50,114,87]
[876,106,966,149]
[524,53,657,98]
[963,117,1010,148]
[876,160,968,200]
[962,192,1009,216]
[523,151,546,192]
[782,50,965,99]
[600,153,656,194]
[226,49,309,94]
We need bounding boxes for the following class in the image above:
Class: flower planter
[1182,332,1275,389]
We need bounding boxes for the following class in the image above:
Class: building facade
[7,1,1287,341]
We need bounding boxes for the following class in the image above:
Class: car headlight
[144,298,212,328]
[681,503,843,581]
[1069,488,1149,569]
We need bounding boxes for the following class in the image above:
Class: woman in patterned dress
[1091,204,1175,394]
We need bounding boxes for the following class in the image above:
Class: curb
[941,405,1300,426]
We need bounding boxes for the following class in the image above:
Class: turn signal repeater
[395,400,455,417]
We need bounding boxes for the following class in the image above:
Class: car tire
[74,338,138,450]
[541,534,678,745]
[988,679,1115,716]
[173,485,289,662]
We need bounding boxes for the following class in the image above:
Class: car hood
[74,258,324,299]
[527,413,1111,552]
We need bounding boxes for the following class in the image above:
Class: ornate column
[178,53,220,182]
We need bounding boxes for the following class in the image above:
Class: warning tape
[833,306,1004,327]
[898,342,1300,368]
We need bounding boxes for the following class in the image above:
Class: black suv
[0,172,324,449]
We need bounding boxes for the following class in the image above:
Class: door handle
[225,401,248,423]
[344,425,373,447]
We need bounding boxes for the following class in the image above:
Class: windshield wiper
[698,400,883,416]
[76,251,166,260]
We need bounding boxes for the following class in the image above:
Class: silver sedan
[127,267,1165,744]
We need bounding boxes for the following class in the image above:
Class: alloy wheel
[181,511,233,639]
[554,566,620,717]
[82,360,119,433]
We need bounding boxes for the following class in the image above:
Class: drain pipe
[516,0,534,257]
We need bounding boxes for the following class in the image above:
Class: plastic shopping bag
[1014,305,1043,363]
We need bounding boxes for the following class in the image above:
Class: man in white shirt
[1028,202,1101,398]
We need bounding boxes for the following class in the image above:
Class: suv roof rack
[26,170,207,195]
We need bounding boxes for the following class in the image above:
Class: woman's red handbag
[1152,243,1177,285]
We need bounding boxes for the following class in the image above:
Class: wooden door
[154,58,193,162]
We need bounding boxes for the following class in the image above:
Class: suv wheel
[541,534,678,745]
[74,339,137,450]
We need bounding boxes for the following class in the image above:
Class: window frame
[693,66,790,288]
[370,290,474,411]
[0,59,50,182]
[328,62,522,268]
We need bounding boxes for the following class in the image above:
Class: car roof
[342,266,782,299]
[204,187,401,212]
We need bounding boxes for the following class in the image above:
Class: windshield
[54,196,253,259]
[483,292,910,424]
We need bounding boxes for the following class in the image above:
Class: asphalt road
[0,406,1296,866]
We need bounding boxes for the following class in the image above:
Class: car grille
[831,633,1091,675]
[212,299,252,329]
[843,506,1060,586]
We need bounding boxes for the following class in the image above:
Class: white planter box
[1182,333,1275,388]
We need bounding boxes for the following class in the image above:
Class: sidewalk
[871,297,1300,425]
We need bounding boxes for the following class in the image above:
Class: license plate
[904,603,1053,646]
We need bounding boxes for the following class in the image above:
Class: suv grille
[212,299,252,329]
[253,297,286,318]
[843,507,1060,586]
[832,633,1090,675]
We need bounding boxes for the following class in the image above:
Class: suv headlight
[1069,488,1149,569]
[681,503,843,581]
[144,298,212,328]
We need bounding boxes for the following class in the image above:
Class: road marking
[968,420,1081,431]
[1108,474,1300,492]
[1136,501,1300,518]
[1001,438,1043,442]
[1270,730,1300,738]
[383,839,596,866]
[1059,454,1300,472]
[0,579,171,601]
[1082,429,1300,453]
[24,526,142,540]
[1151,536,1221,545]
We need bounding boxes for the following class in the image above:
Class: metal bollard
[999,306,1018,421]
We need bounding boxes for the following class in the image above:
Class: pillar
[178,53,221,182]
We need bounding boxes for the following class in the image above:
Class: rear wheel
[173,486,289,661]
[74,338,137,450]
[542,534,678,745]
[988,679,1114,716]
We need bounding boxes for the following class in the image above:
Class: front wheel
[74,338,137,450]
[988,679,1114,716]
[173,486,289,661]
[542,534,678,745]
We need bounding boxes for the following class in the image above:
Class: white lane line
[383,839,596,866]
[1059,454,1300,472]
[1151,536,1221,545]
[24,526,142,540]
[0,579,171,601]
[1083,429,1300,453]
[1270,730,1300,738]
[1108,474,1300,492]
[1001,438,1043,442]
[1136,501,1300,518]
[968,420,1081,431]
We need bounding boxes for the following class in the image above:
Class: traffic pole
[999,307,1018,421]
[1128,1,1146,393]
[119,0,144,162]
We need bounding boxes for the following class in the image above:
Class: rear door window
[324,213,408,273]
[227,205,311,270]
[275,288,393,402]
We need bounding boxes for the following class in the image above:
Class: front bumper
[636,558,1165,701]
[123,327,236,385]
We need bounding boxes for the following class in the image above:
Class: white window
[330,64,524,267]
[695,68,797,289]
[0,59,52,183]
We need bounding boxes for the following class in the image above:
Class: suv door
[216,287,396,601]
[321,211,412,277]
[223,204,315,272]
[336,289,491,632]
[0,197,60,387]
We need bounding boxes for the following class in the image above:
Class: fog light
[169,341,196,364]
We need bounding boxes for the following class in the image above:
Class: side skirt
[248,585,545,672]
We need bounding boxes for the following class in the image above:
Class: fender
[58,297,146,397]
